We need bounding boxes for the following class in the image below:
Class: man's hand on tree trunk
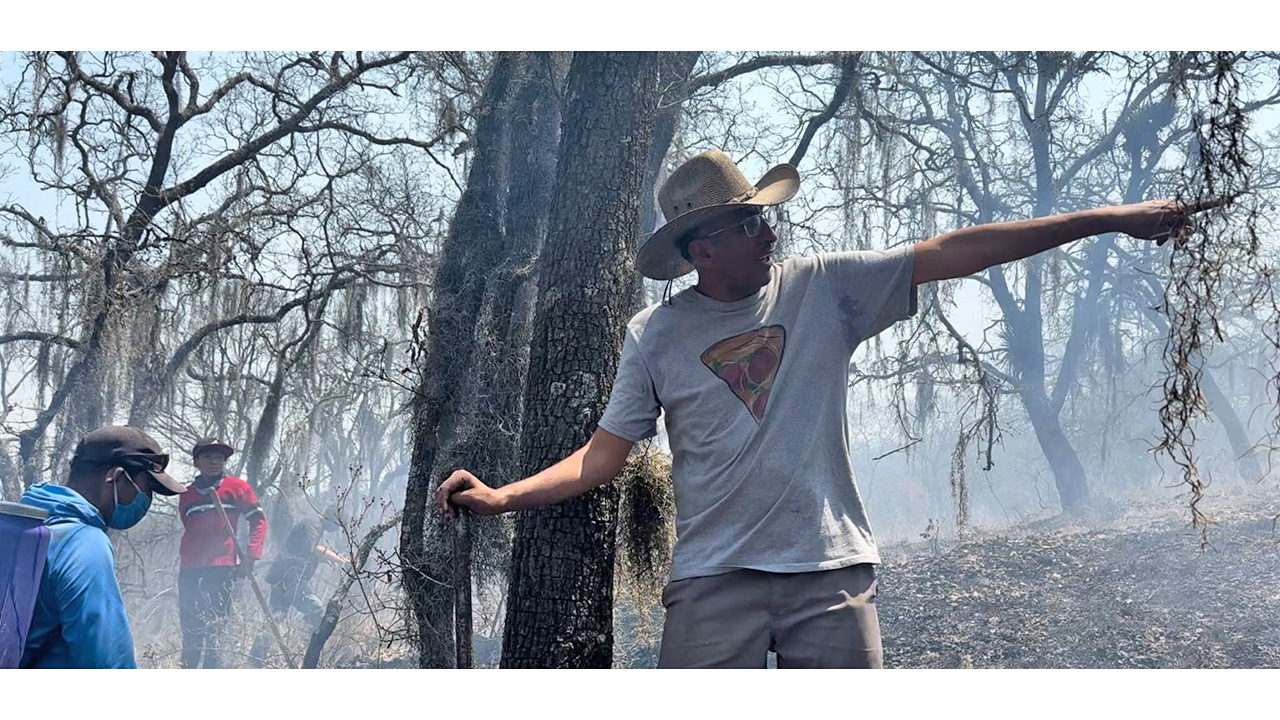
[433,429,633,518]
[436,470,508,517]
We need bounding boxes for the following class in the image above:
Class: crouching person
[248,507,347,667]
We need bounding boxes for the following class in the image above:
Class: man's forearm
[494,431,631,512]
[316,546,347,564]
[914,206,1120,284]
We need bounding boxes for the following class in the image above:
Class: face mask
[108,470,152,530]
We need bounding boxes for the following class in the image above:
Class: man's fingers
[442,489,481,517]
[437,484,459,515]
[435,480,457,515]
[436,473,476,515]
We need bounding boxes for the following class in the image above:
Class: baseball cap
[192,438,235,460]
[72,425,185,496]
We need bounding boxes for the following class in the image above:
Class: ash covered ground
[348,494,1280,669]
[876,494,1280,668]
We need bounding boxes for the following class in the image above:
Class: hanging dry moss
[613,444,675,610]
[1159,52,1280,545]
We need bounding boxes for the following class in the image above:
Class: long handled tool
[208,491,298,669]
[452,508,472,669]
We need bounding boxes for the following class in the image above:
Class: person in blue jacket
[18,425,185,668]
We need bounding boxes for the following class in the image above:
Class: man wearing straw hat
[437,149,1213,668]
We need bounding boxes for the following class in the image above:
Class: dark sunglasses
[120,453,170,473]
[701,209,774,240]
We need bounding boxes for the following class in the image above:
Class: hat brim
[193,443,235,459]
[142,467,186,496]
[637,163,800,281]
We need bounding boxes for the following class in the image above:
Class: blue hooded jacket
[18,482,137,668]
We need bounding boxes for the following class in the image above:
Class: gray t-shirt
[599,247,917,582]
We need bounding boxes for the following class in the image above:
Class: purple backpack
[0,500,51,668]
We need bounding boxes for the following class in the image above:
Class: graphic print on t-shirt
[700,325,786,423]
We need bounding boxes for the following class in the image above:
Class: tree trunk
[640,52,702,237]
[18,305,109,486]
[994,53,1094,512]
[0,443,20,501]
[400,52,525,668]
[433,52,564,592]
[1200,369,1263,483]
[1137,292,1264,485]
[1021,388,1091,511]
[501,51,661,669]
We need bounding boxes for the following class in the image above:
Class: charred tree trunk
[633,52,702,307]
[243,301,328,493]
[993,53,1094,512]
[1136,285,1264,485]
[501,51,661,669]
[441,52,564,487]
[640,52,702,237]
[123,283,169,431]
[434,52,564,587]
[19,284,111,485]
[401,53,522,668]
[1200,369,1263,483]
[247,364,289,491]
[993,269,1093,512]
[1021,388,1091,510]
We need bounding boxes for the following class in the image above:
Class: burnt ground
[344,496,1280,669]
[876,498,1280,668]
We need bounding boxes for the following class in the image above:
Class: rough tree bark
[500,51,661,669]
[400,52,563,668]
[401,53,517,668]
[434,52,564,572]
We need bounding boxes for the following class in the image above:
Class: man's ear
[104,466,125,485]
[687,237,714,265]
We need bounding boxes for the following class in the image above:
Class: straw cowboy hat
[637,149,800,280]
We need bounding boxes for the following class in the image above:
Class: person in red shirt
[177,438,267,668]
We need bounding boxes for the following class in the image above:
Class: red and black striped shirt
[177,475,267,570]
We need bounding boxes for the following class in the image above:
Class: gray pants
[178,567,238,669]
[657,563,882,669]
[268,575,324,626]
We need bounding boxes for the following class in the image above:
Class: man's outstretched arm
[911,198,1224,286]
[435,427,635,516]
